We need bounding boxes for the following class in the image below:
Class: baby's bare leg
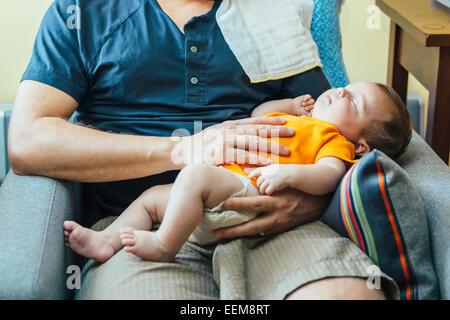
[64,184,171,262]
[120,164,244,261]
[156,164,244,256]
[120,164,244,262]
[106,184,172,242]
[119,185,176,262]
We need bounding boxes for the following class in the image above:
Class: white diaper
[188,169,260,245]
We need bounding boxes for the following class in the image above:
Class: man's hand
[245,164,292,195]
[173,117,294,168]
[212,188,331,240]
[292,94,314,117]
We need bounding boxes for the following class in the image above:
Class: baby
[64,81,412,262]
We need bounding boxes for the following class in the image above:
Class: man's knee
[286,277,386,300]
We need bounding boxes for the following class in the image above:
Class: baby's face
[312,82,391,143]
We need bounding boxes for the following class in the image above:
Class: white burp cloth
[189,170,260,245]
[216,0,323,83]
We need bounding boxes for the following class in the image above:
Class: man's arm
[8,80,179,182]
[9,81,293,183]
[213,188,332,239]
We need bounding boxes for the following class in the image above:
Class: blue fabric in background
[311,0,350,88]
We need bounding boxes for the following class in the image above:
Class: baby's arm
[246,157,347,195]
[251,95,315,118]
[285,158,347,195]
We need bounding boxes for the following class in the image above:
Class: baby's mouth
[326,95,332,105]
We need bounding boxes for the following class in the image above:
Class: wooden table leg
[426,47,450,163]
[387,22,408,103]
[388,22,450,164]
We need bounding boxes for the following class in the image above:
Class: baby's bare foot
[64,221,115,262]
[120,227,175,262]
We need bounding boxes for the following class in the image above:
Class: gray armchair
[0,131,449,300]
[0,174,78,299]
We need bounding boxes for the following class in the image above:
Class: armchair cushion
[322,147,440,300]
[396,132,450,299]
[0,171,77,299]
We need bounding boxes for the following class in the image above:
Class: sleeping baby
[64,81,412,262]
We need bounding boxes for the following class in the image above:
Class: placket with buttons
[184,19,207,105]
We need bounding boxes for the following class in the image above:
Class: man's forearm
[9,116,181,182]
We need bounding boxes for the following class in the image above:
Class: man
[9,0,397,299]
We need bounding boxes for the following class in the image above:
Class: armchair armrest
[397,131,450,299]
[0,170,77,299]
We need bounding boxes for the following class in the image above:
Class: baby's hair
[360,83,412,159]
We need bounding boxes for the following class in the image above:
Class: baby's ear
[354,138,370,156]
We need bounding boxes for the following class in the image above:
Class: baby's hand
[292,94,314,116]
[245,164,291,195]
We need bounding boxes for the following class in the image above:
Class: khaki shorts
[76,217,400,300]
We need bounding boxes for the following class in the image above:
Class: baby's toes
[121,236,136,245]
[119,226,136,237]
[120,228,136,247]
[68,226,84,243]
[64,220,79,233]
[123,239,137,253]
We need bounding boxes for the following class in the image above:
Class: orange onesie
[222,112,357,188]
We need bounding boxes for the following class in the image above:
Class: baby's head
[312,82,412,158]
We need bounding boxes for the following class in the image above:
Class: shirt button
[190,45,198,53]
[190,77,199,85]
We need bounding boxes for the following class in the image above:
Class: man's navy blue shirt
[22,0,330,216]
